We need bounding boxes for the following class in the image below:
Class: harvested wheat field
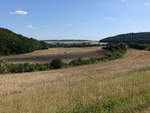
[0,49,150,113]
[0,47,105,63]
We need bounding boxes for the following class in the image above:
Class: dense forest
[0,27,48,55]
[100,32,150,44]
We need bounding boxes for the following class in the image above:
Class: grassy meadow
[0,49,150,113]
[0,63,149,113]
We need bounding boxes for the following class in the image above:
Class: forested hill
[0,27,48,55]
[100,32,150,44]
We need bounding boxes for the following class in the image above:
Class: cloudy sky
[1,0,150,40]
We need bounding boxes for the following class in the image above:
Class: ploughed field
[0,47,105,63]
[0,49,150,113]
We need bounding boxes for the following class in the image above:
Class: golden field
[0,47,105,63]
[0,49,150,113]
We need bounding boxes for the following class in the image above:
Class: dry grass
[0,47,105,63]
[0,49,150,113]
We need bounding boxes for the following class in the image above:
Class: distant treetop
[0,27,48,55]
[100,32,150,44]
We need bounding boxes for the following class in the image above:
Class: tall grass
[0,66,149,113]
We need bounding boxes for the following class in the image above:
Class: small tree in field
[50,58,64,69]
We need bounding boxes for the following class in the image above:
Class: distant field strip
[0,47,105,63]
[0,49,150,113]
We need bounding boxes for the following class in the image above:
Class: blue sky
[1,0,150,40]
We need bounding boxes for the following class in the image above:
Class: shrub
[34,63,50,71]
[69,57,97,66]
[0,62,51,74]
[128,43,150,50]
[103,43,127,51]
[88,58,97,64]
[50,58,64,69]
[69,58,88,66]
[0,60,8,74]
[7,63,34,73]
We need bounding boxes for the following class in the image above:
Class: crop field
[0,49,150,113]
[1,1,150,113]
[0,47,105,63]
[45,41,100,44]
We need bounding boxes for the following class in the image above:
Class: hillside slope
[0,49,150,113]
[100,32,150,44]
[0,49,150,93]
[0,27,48,55]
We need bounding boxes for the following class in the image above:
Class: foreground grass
[0,66,149,113]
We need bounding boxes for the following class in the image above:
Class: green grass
[59,90,150,113]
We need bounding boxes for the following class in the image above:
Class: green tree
[50,58,64,69]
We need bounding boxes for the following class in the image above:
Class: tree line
[48,43,104,48]
[0,43,127,74]
[0,27,48,55]
[100,32,150,44]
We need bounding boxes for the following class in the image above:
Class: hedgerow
[0,43,127,74]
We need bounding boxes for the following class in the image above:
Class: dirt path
[0,49,150,96]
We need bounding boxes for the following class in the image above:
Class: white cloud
[10,10,28,15]
[26,25,33,28]
[103,16,117,21]
[144,2,150,6]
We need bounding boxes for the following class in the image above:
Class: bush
[128,43,150,50]
[0,60,8,74]
[99,43,127,61]
[0,62,52,74]
[88,58,97,64]
[69,58,84,66]
[50,58,64,69]
[103,43,128,51]
[69,57,97,66]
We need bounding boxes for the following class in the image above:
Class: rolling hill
[0,49,149,113]
[0,27,48,55]
[100,32,150,44]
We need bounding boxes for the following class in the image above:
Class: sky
[1,0,150,40]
